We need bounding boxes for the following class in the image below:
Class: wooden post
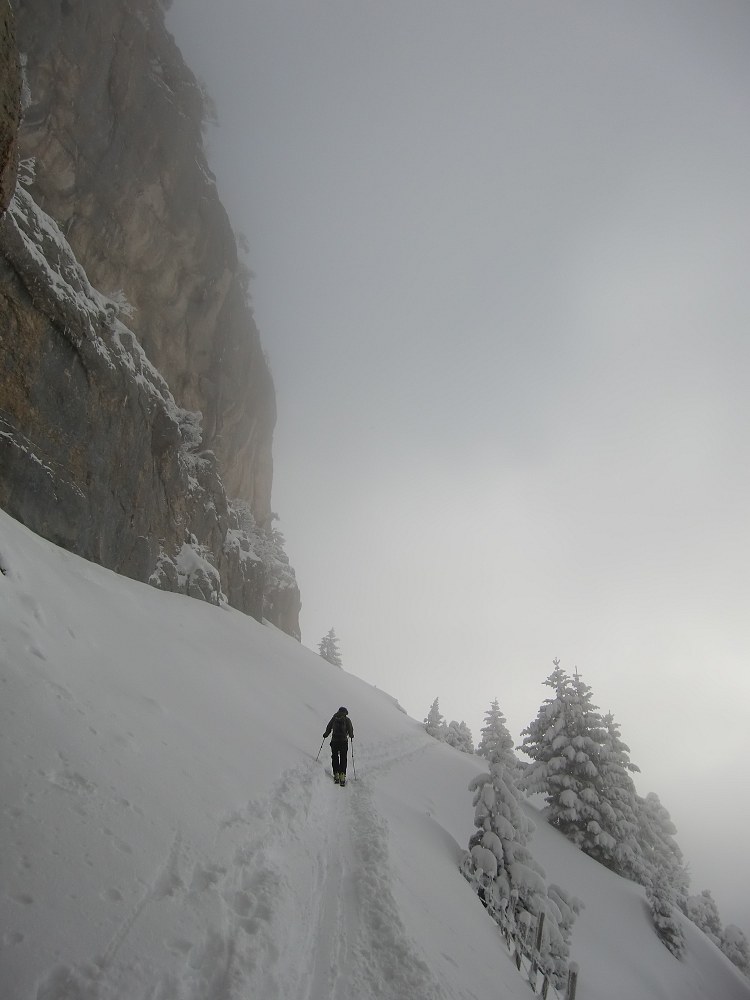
[526,918,535,952]
[534,912,546,953]
[566,962,579,1000]
[528,912,544,989]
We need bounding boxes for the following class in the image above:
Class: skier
[323,706,354,785]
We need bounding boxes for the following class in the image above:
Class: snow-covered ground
[1,509,748,1000]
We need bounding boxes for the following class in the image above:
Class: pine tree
[462,760,579,988]
[720,925,750,977]
[317,627,342,667]
[596,712,646,882]
[477,698,517,770]
[519,660,571,799]
[647,867,686,958]
[521,663,614,860]
[444,720,475,754]
[636,792,688,904]
[685,889,723,947]
[424,698,447,740]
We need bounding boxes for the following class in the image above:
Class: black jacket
[324,711,354,745]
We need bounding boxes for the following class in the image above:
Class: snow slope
[1,509,748,1000]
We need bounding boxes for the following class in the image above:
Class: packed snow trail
[33,736,447,1000]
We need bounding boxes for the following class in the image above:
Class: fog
[167,1,750,931]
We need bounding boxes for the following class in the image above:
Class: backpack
[332,714,349,741]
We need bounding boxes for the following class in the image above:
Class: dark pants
[331,741,348,775]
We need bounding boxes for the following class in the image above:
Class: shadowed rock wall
[0,2,20,213]
[0,0,301,635]
[13,0,275,516]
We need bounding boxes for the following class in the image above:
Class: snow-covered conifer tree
[462,759,578,987]
[424,698,447,740]
[444,720,474,754]
[636,792,688,903]
[521,663,613,861]
[685,889,723,947]
[317,627,342,667]
[519,660,570,796]
[647,866,686,958]
[720,925,750,977]
[477,698,516,770]
[545,883,582,981]
[596,712,646,882]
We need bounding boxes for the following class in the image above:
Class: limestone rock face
[13,0,274,516]
[0,3,21,214]
[0,0,301,635]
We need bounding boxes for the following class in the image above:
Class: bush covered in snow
[444,720,474,754]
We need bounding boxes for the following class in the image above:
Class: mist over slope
[1,509,747,1000]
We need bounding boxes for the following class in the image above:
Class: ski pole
[315,738,325,761]
[351,738,356,780]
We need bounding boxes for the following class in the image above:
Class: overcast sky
[167,1,750,930]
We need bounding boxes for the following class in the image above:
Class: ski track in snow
[33,733,447,1000]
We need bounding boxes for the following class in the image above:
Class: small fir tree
[636,792,689,904]
[685,889,723,947]
[647,867,686,958]
[720,925,750,977]
[424,698,447,740]
[596,712,646,882]
[477,698,517,771]
[318,627,342,667]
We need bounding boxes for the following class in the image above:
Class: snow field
[1,509,749,1000]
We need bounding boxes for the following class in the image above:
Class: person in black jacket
[323,706,354,785]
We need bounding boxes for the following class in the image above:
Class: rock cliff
[0,2,20,212]
[0,0,301,636]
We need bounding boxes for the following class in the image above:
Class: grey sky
[168,1,750,930]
